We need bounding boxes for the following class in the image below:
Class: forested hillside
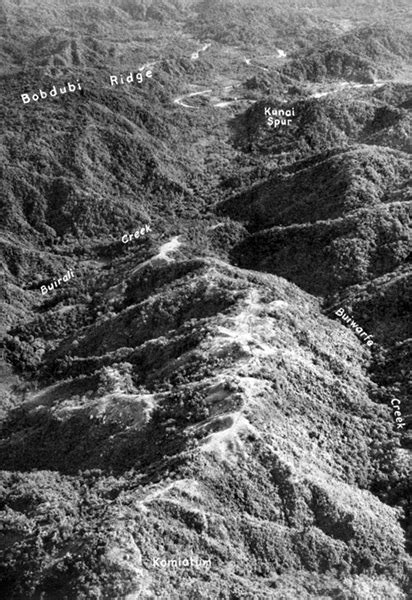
[1,1,411,598]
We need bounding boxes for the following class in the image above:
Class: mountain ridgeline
[0,1,411,599]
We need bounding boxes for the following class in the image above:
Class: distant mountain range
[1,1,411,598]
[285,25,412,82]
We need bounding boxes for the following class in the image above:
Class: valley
[0,1,411,599]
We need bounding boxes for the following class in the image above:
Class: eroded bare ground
[1,0,411,598]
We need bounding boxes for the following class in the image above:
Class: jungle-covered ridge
[0,1,411,598]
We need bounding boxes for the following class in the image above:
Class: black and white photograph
[0,0,411,598]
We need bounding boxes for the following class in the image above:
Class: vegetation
[0,0,411,598]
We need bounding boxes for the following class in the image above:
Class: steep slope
[0,0,232,341]
[284,25,412,83]
[230,89,412,157]
[1,253,411,599]
[325,266,412,450]
[185,0,332,50]
[219,145,411,296]
[1,0,411,598]
[232,201,411,296]
[218,146,411,228]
